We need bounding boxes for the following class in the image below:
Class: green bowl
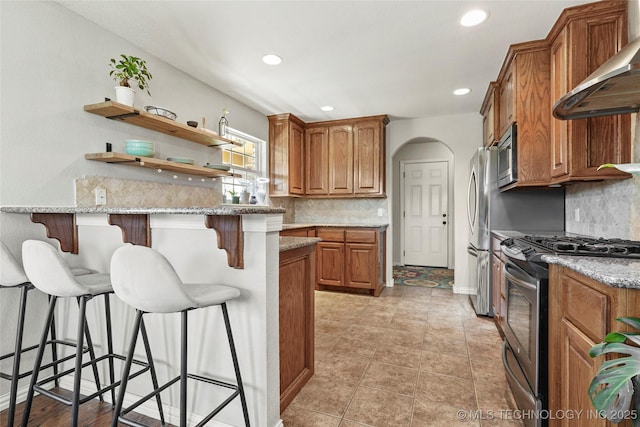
[125,146,155,157]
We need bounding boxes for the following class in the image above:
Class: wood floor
[0,387,172,427]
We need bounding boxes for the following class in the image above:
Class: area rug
[393,265,454,289]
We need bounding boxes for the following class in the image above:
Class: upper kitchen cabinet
[268,113,305,197]
[547,0,631,184]
[269,114,388,198]
[497,40,552,188]
[480,82,500,147]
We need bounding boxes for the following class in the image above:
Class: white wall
[386,113,482,294]
[0,1,267,207]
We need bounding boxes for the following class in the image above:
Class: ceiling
[59,0,590,123]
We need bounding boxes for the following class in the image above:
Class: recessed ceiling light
[454,88,471,96]
[460,9,488,27]
[320,106,334,112]
[262,54,282,65]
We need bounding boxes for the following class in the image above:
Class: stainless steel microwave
[497,123,517,188]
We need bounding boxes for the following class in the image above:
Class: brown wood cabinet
[280,227,316,237]
[547,1,631,184]
[548,265,639,427]
[279,243,316,412]
[490,236,505,334]
[496,40,552,189]
[481,82,500,147]
[269,114,388,198]
[315,227,386,296]
[268,114,305,197]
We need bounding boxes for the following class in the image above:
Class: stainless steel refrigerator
[467,148,565,316]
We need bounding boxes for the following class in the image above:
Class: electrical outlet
[574,208,580,222]
[95,188,107,206]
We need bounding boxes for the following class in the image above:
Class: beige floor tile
[360,361,419,396]
[415,371,477,410]
[315,352,372,385]
[289,376,358,417]
[420,350,473,380]
[411,400,480,427]
[285,284,520,425]
[372,344,422,369]
[282,405,342,426]
[343,386,413,426]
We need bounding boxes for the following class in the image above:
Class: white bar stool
[110,245,250,427]
[0,241,94,427]
[19,240,164,427]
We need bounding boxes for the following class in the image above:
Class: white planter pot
[114,86,135,107]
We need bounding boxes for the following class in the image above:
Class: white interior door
[402,161,449,267]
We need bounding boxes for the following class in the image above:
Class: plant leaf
[597,163,640,174]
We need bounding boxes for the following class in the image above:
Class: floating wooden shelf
[85,152,234,178]
[84,100,241,147]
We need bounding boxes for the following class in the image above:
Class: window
[221,127,265,200]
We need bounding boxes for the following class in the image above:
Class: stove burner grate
[521,235,640,259]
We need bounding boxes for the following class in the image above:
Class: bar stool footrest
[118,372,243,427]
[33,353,150,406]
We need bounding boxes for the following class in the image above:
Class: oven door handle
[504,263,537,291]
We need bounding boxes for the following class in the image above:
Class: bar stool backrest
[1,241,28,287]
[110,245,196,313]
[22,240,91,297]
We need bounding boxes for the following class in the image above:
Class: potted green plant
[589,317,640,426]
[228,191,240,204]
[109,54,152,107]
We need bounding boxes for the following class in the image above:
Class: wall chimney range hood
[553,36,640,120]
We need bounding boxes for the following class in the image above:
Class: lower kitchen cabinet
[491,236,505,334]
[316,227,386,296]
[280,227,316,237]
[279,243,316,412]
[548,265,639,427]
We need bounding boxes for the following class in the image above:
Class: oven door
[503,259,539,393]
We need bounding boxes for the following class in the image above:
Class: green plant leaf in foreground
[590,317,640,426]
[597,163,640,174]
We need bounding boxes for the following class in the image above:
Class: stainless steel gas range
[499,234,640,427]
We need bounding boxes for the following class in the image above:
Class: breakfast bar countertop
[542,255,640,289]
[279,236,322,252]
[0,205,286,215]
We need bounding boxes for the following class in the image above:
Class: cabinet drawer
[346,229,377,244]
[561,272,611,343]
[316,228,345,242]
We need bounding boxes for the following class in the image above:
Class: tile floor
[281,284,523,426]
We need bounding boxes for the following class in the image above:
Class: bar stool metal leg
[104,293,116,406]
[222,303,250,426]
[20,296,57,427]
[140,318,165,425]
[77,296,104,404]
[6,284,29,427]
[110,310,142,427]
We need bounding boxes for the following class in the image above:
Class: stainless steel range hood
[553,36,640,120]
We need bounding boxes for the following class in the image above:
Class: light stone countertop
[0,205,286,215]
[542,255,640,289]
[279,236,322,252]
[282,223,388,229]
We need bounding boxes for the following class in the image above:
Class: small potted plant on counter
[589,317,640,426]
[228,190,240,204]
[109,54,152,107]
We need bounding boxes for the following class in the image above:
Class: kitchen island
[0,205,285,427]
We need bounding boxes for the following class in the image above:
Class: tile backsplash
[76,176,222,207]
[294,198,387,224]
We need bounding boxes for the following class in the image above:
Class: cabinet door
[481,83,499,148]
[316,242,344,286]
[268,117,290,196]
[289,120,305,195]
[499,62,515,138]
[353,121,383,195]
[305,127,329,195]
[568,12,630,179]
[483,96,496,148]
[328,125,353,194]
[345,243,376,289]
[550,28,569,179]
[491,254,502,325]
